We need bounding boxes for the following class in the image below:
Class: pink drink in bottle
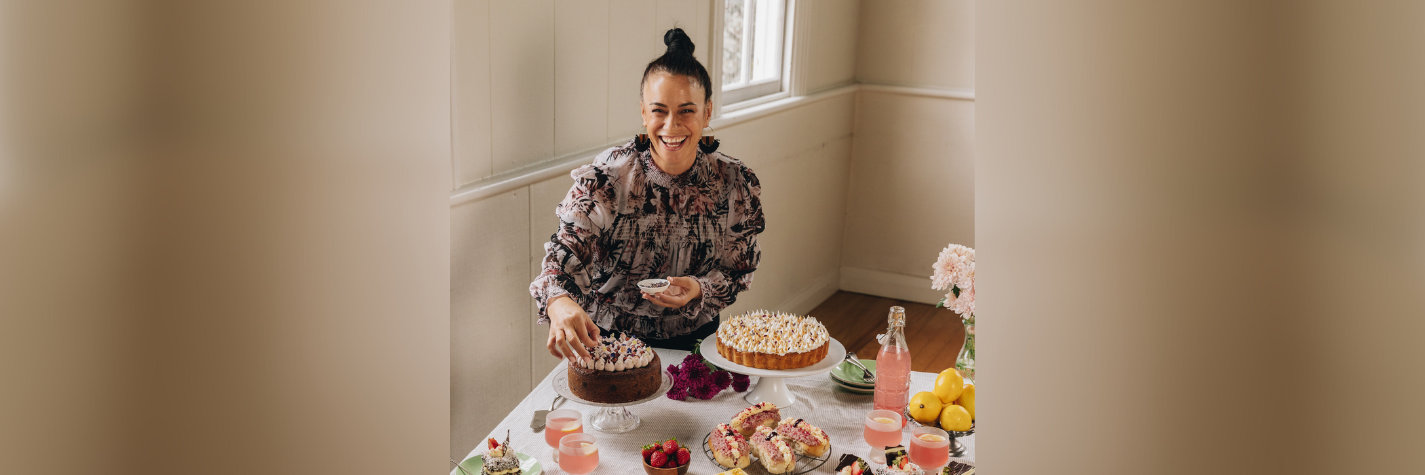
[873,306,912,427]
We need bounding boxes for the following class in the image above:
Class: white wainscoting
[838,266,946,306]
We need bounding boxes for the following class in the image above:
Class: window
[721,0,788,105]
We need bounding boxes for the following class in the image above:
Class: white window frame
[713,0,801,114]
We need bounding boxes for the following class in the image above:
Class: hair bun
[663,28,695,56]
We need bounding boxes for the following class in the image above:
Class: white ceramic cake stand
[698,337,846,408]
[551,361,674,434]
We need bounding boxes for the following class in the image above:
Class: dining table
[454,347,975,475]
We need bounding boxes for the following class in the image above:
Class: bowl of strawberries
[641,437,691,475]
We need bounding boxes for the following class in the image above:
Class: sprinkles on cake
[579,333,656,371]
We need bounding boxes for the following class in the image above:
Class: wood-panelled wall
[450,0,862,459]
[841,0,976,304]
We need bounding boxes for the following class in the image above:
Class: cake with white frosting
[716,310,830,370]
[567,333,662,403]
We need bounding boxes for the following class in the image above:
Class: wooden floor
[807,291,965,374]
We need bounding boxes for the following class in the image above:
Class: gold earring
[698,127,719,154]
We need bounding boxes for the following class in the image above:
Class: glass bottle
[873,306,912,424]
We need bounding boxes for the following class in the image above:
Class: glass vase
[955,314,975,381]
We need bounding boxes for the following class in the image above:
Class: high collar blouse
[529,139,765,340]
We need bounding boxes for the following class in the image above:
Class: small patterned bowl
[638,278,671,294]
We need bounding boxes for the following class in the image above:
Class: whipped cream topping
[753,426,794,462]
[578,333,655,371]
[778,417,829,446]
[732,402,780,428]
[485,435,519,472]
[716,423,745,459]
[718,310,830,355]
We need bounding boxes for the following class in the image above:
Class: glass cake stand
[551,361,674,434]
[698,337,847,408]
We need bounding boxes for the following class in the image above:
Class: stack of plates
[830,359,876,394]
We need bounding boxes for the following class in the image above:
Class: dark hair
[641,28,713,103]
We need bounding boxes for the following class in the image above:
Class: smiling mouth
[659,135,688,150]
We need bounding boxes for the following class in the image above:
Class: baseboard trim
[774,270,842,316]
[838,266,944,306]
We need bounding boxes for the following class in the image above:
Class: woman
[530,28,765,362]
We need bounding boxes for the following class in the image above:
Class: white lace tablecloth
[455,348,975,475]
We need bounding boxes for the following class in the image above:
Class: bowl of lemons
[906,368,975,437]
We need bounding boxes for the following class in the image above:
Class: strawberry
[640,443,658,462]
[662,437,680,453]
[487,438,498,450]
[675,447,691,466]
[649,450,669,468]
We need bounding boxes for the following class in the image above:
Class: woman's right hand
[546,295,601,362]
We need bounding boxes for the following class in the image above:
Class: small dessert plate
[637,278,671,294]
[830,359,877,388]
[453,452,542,475]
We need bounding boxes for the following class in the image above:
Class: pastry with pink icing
[750,425,797,474]
[775,417,830,457]
[731,402,782,437]
[707,423,752,469]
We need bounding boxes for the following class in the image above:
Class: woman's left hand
[643,276,702,309]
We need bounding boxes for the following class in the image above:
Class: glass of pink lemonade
[863,409,903,464]
[557,433,599,474]
[544,409,582,463]
[909,426,950,471]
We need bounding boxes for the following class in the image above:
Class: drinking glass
[544,409,583,463]
[908,426,950,471]
[558,433,600,474]
[863,409,903,464]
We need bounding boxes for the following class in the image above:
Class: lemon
[954,383,976,420]
[932,368,964,404]
[939,404,972,432]
[908,392,942,424]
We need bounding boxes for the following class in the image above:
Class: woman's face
[640,72,711,165]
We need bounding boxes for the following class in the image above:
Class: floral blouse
[529,139,765,340]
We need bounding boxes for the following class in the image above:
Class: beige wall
[842,0,975,304]
[856,0,974,90]
[450,0,863,459]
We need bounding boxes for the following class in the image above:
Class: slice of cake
[482,433,520,475]
[834,454,870,475]
[707,423,752,469]
[878,455,923,475]
[775,417,830,457]
[884,444,909,468]
[567,333,661,404]
[941,461,976,475]
[731,402,782,437]
[750,426,796,474]
[716,310,830,370]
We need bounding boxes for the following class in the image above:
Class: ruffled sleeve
[529,162,619,323]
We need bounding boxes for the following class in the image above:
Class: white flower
[948,281,974,317]
[931,244,975,291]
[931,243,975,317]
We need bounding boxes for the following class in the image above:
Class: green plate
[831,359,877,387]
[454,452,542,475]
[833,379,876,394]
